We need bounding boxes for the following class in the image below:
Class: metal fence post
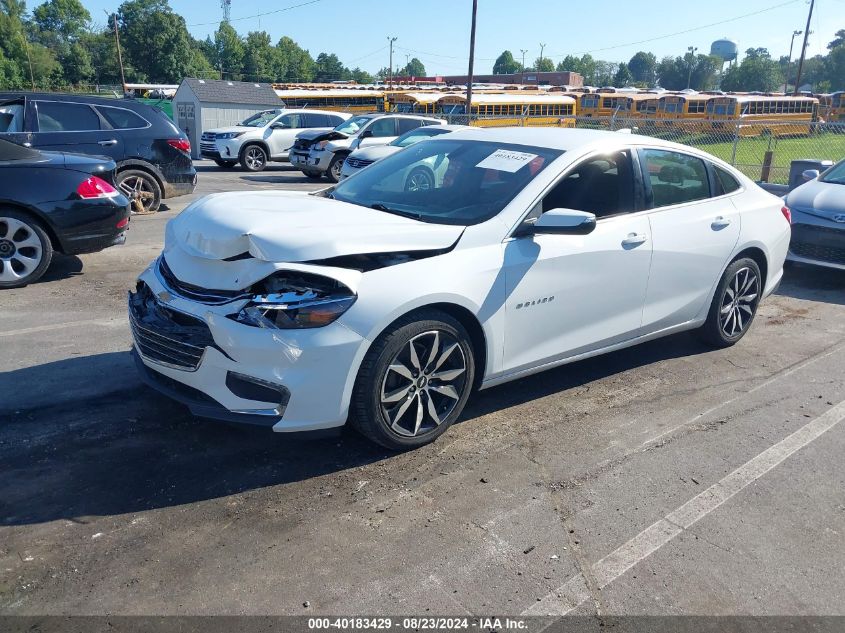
[730,123,740,166]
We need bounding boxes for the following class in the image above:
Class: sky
[76,0,842,75]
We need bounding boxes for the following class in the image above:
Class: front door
[502,150,653,373]
[637,148,741,330]
[267,112,302,158]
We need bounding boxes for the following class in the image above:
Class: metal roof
[180,78,281,106]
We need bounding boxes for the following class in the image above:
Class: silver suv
[200,109,351,172]
[290,113,444,182]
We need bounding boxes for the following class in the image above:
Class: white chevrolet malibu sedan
[130,128,791,449]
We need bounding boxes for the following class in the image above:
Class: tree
[627,51,657,86]
[117,0,196,82]
[32,0,90,40]
[828,29,845,50]
[314,52,350,82]
[556,55,579,73]
[492,50,521,74]
[533,56,554,72]
[720,48,783,92]
[825,44,845,90]
[613,62,633,87]
[401,57,425,77]
[350,67,373,84]
[276,36,314,81]
[242,30,275,81]
[212,21,244,79]
[656,53,719,90]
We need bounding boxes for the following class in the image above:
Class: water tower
[710,38,738,66]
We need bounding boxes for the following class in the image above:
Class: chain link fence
[442,114,845,185]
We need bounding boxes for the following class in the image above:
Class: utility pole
[112,13,126,93]
[787,29,802,89]
[387,36,397,88]
[520,48,527,84]
[465,0,478,114]
[793,0,814,95]
[686,45,698,89]
[539,42,546,77]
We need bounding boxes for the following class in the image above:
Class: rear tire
[350,310,475,450]
[116,169,162,214]
[303,170,323,180]
[0,209,53,289]
[698,257,762,348]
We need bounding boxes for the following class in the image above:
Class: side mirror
[802,169,820,181]
[359,129,374,139]
[271,122,288,130]
[528,209,597,236]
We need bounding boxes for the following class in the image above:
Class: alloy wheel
[719,266,759,338]
[118,175,156,214]
[244,147,266,171]
[330,157,344,180]
[379,330,468,438]
[405,169,434,192]
[0,216,43,284]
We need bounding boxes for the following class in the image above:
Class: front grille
[790,223,845,265]
[344,157,374,169]
[293,138,314,151]
[129,283,216,371]
[200,132,217,153]
[158,257,249,305]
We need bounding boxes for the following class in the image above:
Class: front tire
[326,153,347,183]
[404,166,435,192]
[303,170,323,180]
[0,209,53,289]
[240,144,268,172]
[214,159,237,168]
[698,257,762,348]
[350,310,476,450]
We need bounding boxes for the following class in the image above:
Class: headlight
[316,140,329,149]
[234,272,356,329]
[217,132,245,140]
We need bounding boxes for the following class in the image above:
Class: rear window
[98,106,148,129]
[36,101,101,132]
[714,166,741,195]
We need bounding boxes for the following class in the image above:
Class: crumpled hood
[166,191,464,263]
[786,179,845,220]
[296,129,348,143]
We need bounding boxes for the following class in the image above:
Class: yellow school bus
[705,95,818,136]
[387,92,447,114]
[435,93,576,127]
[626,94,660,119]
[655,94,712,131]
[829,92,844,123]
[274,88,387,112]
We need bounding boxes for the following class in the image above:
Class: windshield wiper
[370,203,424,221]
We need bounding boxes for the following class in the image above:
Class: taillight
[167,138,191,153]
[77,176,118,199]
[781,205,792,224]
[116,217,129,229]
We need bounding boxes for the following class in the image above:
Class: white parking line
[0,319,124,337]
[523,397,845,616]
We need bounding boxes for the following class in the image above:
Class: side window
[368,118,397,137]
[277,114,301,129]
[542,151,636,218]
[641,149,710,208]
[0,102,24,133]
[97,106,148,129]
[303,113,326,127]
[36,101,101,132]
[713,165,741,195]
[327,115,345,127]
[397,118,423,134]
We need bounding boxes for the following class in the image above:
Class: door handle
[711,216,732,230]
[98,139,118,146]
[621,233,648,247]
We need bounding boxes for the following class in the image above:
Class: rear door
[31,100,124,160]
[0,98,33,147]
[637,147,741,331]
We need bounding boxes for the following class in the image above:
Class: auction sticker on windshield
[476,149,538,173]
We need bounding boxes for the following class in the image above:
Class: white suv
[200,109,351,172]
[290,113,444,182]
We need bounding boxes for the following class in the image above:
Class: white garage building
[172,78,283,159]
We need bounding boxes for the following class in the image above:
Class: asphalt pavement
[1,161,844,619]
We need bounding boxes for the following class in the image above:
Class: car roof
[438,127,679,151]
[0,92,155,112]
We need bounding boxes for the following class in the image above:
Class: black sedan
[0,138,130,288]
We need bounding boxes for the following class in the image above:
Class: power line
[187,0,323,27]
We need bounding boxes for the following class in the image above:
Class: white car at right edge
[130,128,790,450]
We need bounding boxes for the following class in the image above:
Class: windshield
[335,115,372,135]
[820,160,845,185]
[390,127,450,148]
[331,139,562,226]
[239,110,279,127]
